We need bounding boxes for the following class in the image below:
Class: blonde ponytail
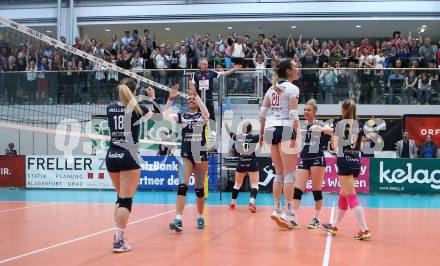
[272,69,284,95]
[118,84,143,115]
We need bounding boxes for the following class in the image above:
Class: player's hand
[188,81,198,96]
[322,124,333,135]
[168,84,179,100]
[145,87,156,99]
[310,125,323,131]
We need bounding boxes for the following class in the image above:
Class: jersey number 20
[271,93,280,106]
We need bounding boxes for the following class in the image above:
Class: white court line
[0,206,188,264]
[0,202,60,213]
[0,198,88,214]
[322,202,336,266]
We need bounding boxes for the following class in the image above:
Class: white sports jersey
[264,81,300,128]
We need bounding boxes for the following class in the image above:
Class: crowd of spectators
[1,28,439,104]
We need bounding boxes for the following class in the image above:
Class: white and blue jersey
[177,111,208,163]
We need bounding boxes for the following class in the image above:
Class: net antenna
[0,16,190,99]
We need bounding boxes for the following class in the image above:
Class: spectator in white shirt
[215,34,225,53]
[178,46,188,69]
[93,41,105,56]
[154,45,170,85]
[130,50,144,73]
[252,52,267,74]
[374,49,386,69]
[231,36,246,65]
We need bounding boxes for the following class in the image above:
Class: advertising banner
[26,155,113,189]
[0,155,25,188]
[138,156,218,191]
[26,155,218,191]
[370,158,440,194]
[258,157,370,193]
[404,115,440,147]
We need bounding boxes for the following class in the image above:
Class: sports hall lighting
[165,27,171,31]
[105,29,111,32]
[227,26,233,29]
[46,30,52,33]
[421,25,428,28]
[291,26,296,29]
[355,25,362,28]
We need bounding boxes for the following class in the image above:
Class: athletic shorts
[181,151,208,164]
[264,126,296,145]
[106,146,140,173]
[236,157,259,173]
[337,157,361,177]
[297,157,326,170]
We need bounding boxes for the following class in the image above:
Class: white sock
[315,209,321,219]
[114,227,124,241]
[274,200,281,211]
[231,199,237,204]
[285,200,293,215]
[352,206,368,230]
[176,214,182,220]
[197,214,203,219]
[249,197,255,204]
[332,209,346,228]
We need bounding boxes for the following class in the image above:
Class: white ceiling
[25,20,439,44]
[78,20,439,45]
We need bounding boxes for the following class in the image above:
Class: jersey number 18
[114,115,124,130]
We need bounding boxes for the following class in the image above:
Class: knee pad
[251,182,259,190]
[118,197,133,212]
[293,187,303,200]
[273,174,284,183]
[312,190,323,201]
[177,184,188,196]
[116,195,120,205]
[195,188,204,198]
[338,195,348,210]
[284,171,296,184]
[233,182,242,190]
[346,194,360,209]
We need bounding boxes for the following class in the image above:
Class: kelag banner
[0,155,25,188]
[139,156,218,190]
[370,158,440,194]
[404,115,440,146]
[257,157,370,193]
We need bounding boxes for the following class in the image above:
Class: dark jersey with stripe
[177,112,208,154]
[300,121,331,159]
[106,102,149,149]
[230,133,259,159]
[193,70,219,99]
